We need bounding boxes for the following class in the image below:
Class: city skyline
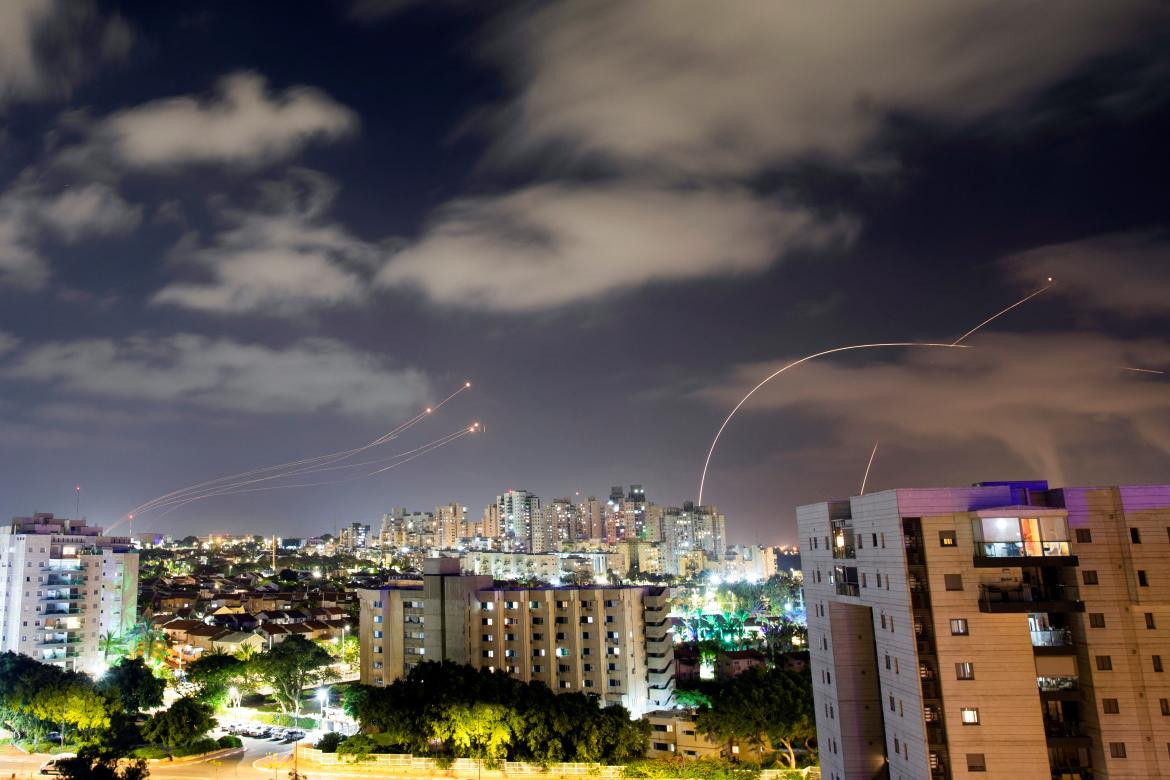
[2,2,1169,545]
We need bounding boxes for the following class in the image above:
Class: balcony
[1037,676,1080,701]
[979,584,1083,614]
[1031,628,1076,655]
[973,541,1077,568]
[43,606,82,615]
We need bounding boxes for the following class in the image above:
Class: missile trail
[951,281,1053,345]
[113,382,472,528]
[696,342,967,506]
[859,441,880,496]
[143,426,476,514]
[153,426,479,519]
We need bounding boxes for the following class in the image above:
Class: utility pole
[272,536,277,573]
[74,485,81,518]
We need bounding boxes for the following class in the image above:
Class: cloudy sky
[1,1,1168,543]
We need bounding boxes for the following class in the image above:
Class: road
[0,738,410,780]
[0,737,288,780]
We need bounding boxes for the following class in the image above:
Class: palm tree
[99,629,127,662]
[127,620,169,671]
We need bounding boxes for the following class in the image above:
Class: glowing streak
[1120,366,1165,375]
[154,427,476,519]
[951,281,1053,345]
[859,441,880,496]
[117,382,472,525]
[697,343,967,506]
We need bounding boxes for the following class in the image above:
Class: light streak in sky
[698,281,1059,506]
[1120,366,1166,375]
[859,441,880,496]
[152,425,479,519]
[696,343,967,506]
[950,280,1053,345]
[113,381,473,528]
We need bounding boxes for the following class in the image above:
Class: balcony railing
[43,606,82,615]
[1037,675,1079,692]
[1030,628,1073,647]
[979,584,1083,613]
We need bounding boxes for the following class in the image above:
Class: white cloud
[37,183,143,242]
[377,183,856,310]
[1003,231,1170,318]
[71,71,358,170]
[4,333,431,418]
[0,332,19,356]
[484,1,1164,176]
[151,170,379,315]
[698,332,1170,485]
[0,0,131,106]
[0,180,141,288]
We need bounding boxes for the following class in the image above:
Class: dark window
[966,754,986,772]
[1102,698,1119,714]
[1096,655,1113,671]
[1075,528,1092,543]
[950,618,969,635]
[1131,528,1142,544]
[944,574,963,591]
[1109,743,1127,759]
[1089,613,1106,628]
[1160,698,1169,716]
[1138,570,1149,587]
[939,530,957,547]
[1154,655,1164,673]
[955,662,975,680]
[872,533,878,547]
[1146,613,1156,630]
[1082,570,1099,585]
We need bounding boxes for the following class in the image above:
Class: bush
[621,758,762,780]
[315,732,345,753]
[217,735,243,749]
[336,734,377,762]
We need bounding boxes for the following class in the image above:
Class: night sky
[2,1,1169,544]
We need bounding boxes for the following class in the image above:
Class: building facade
[799,482,1170,780]
[358,557,674,716]
[0,514,139,675]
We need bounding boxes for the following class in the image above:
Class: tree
[694,666,814,768]
[185,652,245,709]
[55,747,149,780]
[126,620,169,672]
[99,658,165,715]
[31,672,110,744]
[142,696,216,757]
[254,635,333,719]
[433,702,513,764]
[99,630,128,662]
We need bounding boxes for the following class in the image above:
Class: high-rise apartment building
[497,490,542,552]
[436,502,465,549]
[661,502,726,574]
[357,558,674,716]
[339,521,371,550]
[800,482,1170,780]
[0,514,138,675]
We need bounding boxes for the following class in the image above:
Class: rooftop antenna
[74,485,81,519]
[271,536,277,573]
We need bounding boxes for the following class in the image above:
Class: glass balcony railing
[1030,628,1073,647]
[978,541,1071,558]
[1037,675,1079,692]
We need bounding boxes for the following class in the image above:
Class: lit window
[950,619,969,636]
[960,708,980,725]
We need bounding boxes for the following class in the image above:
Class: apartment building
[799,482,1170,780]
[0,513,139,675]
[646,709,725,759]
[357,557,674,716]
